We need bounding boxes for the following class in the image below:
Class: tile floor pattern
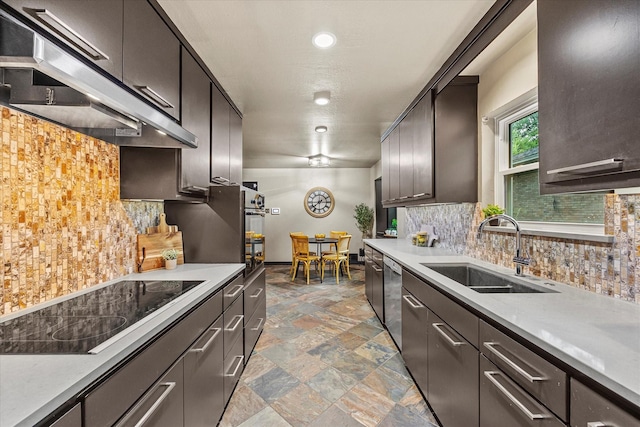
[220,264,440,427]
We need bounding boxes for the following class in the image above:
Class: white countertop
[365,239,640,409]
[0,263,244,427]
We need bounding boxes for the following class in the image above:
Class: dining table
[308,237,338,256]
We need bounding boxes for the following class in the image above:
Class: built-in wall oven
[244,188,265,276]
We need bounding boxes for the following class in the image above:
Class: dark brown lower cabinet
[480,356,564,427]
[427,310,479,427]
[570,379,640,427]
[401,287,429,394]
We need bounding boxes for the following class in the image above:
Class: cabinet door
[388,126,400,201]
[123,0,180,120]
[401,287,429,395]
[399,109,414,198]
[365,257,373,304]
[184,317,224,427]
[229,108,243,185]
[570,379,640,427]
[3,0,123,79]
[428,310,479,427]
[180,47,211,193]
[115,359,184,427]
[412,92,434,199]
[49,403,81,427]
[538,0,640,194]
[211,84,231,183]
[381,137,391,202]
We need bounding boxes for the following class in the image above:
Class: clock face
[304,187,335,218]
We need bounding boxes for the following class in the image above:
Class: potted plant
[482,204,505,226]
[162,248,179,270]
[354,203,374,255]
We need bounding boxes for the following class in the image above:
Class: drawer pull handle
[586,423,608,427]
[225,355,244,377]
[225,284,244,298]
[432,323,465,347]
[189,327,221,354]
[484,371,549,421]
[547,158,623,175]
[29,9,110,61]
[225,315,244,332]
[402,294,425,309]
[135,85,174,109]
[372,265,383,273]
[483,342,546,383]
[251,317,265,331]
[250,287,264,299]
[133,382,176,427]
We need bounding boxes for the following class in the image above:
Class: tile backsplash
[0,107,158,315]
[405,195,639,304]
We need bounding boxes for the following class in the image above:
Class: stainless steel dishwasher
[383,255,402,350]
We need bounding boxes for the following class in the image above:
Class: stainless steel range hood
[0,11,197,148]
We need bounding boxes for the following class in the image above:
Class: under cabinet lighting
[312,32,336,49]
[308,155,331,167]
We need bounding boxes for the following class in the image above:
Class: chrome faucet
[477,214,531,277]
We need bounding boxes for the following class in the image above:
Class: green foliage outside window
[510,111,539,167]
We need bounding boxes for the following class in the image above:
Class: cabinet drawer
[115,359,184,427]
[481,356,565,427]
[223,294,244,358]
[570,379,640,427]
[401,287,429,395]
[85,290,222,426]
[480,321,567,421]
[244,269,265,322]
[244,300,266,360]
[404,269,478,348]
[50,403,81,427]
[223,334,244,403]
[223,274,244,310]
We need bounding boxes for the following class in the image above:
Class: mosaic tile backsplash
[405,194,639,304]
[0,107,159,315]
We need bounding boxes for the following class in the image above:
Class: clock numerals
[304,187,335,218]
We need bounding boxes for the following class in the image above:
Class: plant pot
[488,219,500,226]
[165,258,177,270]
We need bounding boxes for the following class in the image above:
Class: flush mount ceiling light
[313,91,330,105]
[308,155,331,167]
[315,125,328,133]
[312,32,336,49]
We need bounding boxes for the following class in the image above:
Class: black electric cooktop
[0,280,204,354]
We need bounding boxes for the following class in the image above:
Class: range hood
[0,10,197,148]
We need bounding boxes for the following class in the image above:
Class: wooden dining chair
[321,230,348,257]
[321,234,352,284]
[291,234,320,284]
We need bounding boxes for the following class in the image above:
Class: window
[495,96,606,227]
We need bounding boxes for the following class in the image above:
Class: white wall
[477,28,538,205]
[243,168,374,262]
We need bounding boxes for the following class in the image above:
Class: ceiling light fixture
[315,125,328,133]
[312,32,336,49]
[313,91,330,105]
[308,155,331,167]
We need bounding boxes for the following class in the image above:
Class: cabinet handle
[413,193,427,198]
[225,284,244,299]
[134,85,174,109]
[225,355,244,377]
[586,423,608,427]
[432,323,466,347]
[225,315,244,332]
[133,382,176,427]
[250,287,263,299]
[251,317,265,331]
[547,158,623,175]
[211,176,231,184]
[28,9,110,61]
[372,265,383,273]
[189,327,221,354]
[484,371,549,421]
[402,294,425,309]
[483,342,546,383]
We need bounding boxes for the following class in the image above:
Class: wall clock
[304,187,335,218]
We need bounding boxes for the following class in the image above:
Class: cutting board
[137,214,185,272]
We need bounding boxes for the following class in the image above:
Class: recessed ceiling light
[312,32,336,49]
[313,91,331,105]
[315,125,328,133]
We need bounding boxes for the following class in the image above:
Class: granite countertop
[0,263,244,427]
[364,238,640,409]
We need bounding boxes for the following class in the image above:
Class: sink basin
[421,263,557,294]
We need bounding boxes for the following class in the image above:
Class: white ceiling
[157,0,497,169]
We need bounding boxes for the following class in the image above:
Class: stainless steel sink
[421,263,557,294]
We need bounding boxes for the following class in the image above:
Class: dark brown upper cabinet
[2,0,124,79]
[229,108,243,186]
[211,84,231,185]
[123,0,180,120]
[180,47,211,193]
[538,0,640,194]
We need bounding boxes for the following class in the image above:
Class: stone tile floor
[219,264,439,427]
